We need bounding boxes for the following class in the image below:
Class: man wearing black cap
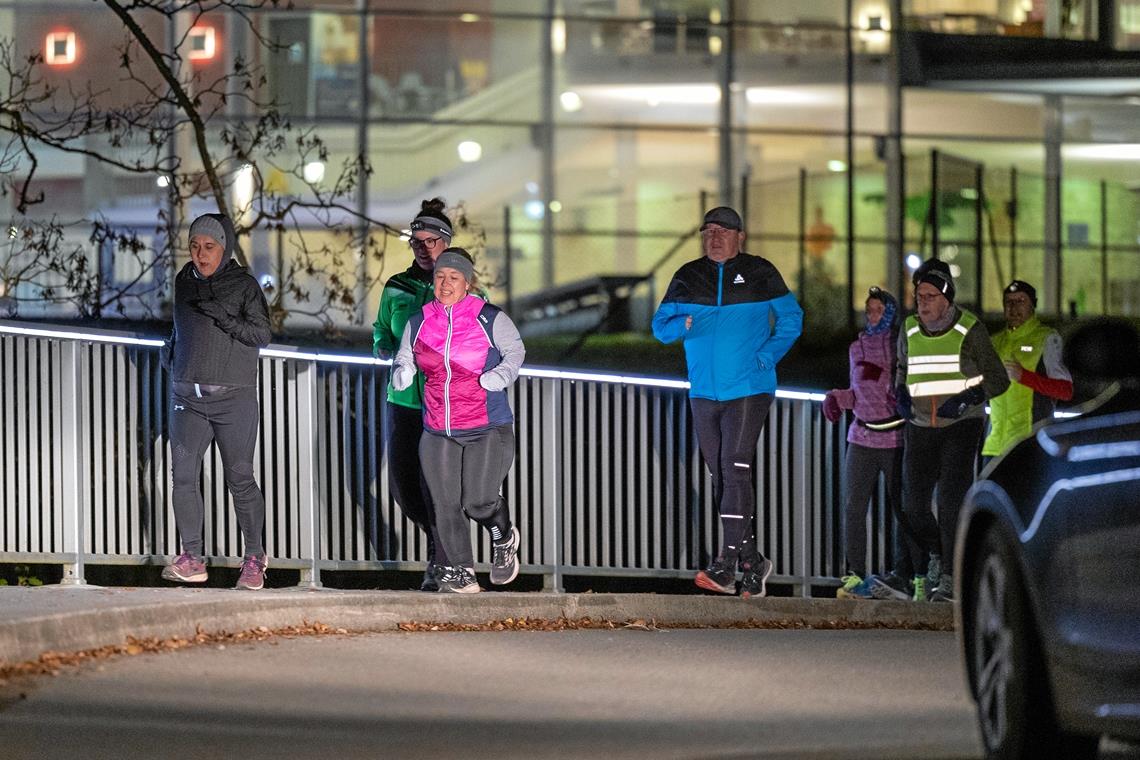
[981,280,1072,461]
[161,213,273,591]
[652,206,803,598]
[896,258,1008,602]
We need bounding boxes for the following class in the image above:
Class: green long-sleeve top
[373,263,434,409]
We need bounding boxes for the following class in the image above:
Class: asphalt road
[0,627,988,760]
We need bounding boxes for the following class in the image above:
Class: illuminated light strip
[0,323,837,400]
[0,324,165,347]
[520,366,689,389]
[259,347,387,366]
[1021,466,1140,542]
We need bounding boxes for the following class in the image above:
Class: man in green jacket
[373,198,454,590]
[981,280,1072,461]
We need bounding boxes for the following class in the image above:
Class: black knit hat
[1004,279,1037,307]
[913,258,955,304]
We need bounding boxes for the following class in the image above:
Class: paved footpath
[0,585,953,666]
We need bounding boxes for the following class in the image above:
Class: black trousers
[690,393,774,563]
[170,387,265,558]
[901,418,984,576]
[386,400,448,565]
[842,443,916,578]
[419,425,515,569]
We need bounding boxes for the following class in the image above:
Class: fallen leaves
[0,620,353,683]
[395,615,952,633]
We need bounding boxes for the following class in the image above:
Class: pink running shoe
[162,552,207,583]
[235,554,267,590]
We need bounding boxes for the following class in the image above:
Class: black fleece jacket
[165,219,271,387]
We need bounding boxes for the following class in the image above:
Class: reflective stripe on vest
[905,312,983,398]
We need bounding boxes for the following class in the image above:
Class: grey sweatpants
[170,387,265,558]
[419,425,515,569]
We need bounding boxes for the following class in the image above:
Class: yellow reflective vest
[904,311,984,398]
[981,317,1054,456]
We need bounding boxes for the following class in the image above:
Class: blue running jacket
[652,253,803,401]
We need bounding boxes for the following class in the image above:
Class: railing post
[296,359,323,588]
[542,377,563,592]
[59,340,86,586]
[794,400,811,597]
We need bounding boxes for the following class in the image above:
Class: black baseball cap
[700,206,743,232]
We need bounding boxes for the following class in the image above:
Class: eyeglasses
[915,292,944,304]
[409,235,444,251]
[700,227,737,238]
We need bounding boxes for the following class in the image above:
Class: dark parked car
[956,319,1140,760]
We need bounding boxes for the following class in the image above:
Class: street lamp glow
[457,140,483,162]
[156,175,170,188]
[827,159,847,172]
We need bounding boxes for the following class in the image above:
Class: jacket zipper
[443,304,454,436]
[712,262,724,400]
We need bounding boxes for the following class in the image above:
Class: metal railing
[0,320,901,594]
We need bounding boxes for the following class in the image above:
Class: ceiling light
[560,91,582,112]
[188,26,216,62]
[457,141,483,162]
[303,161,326,184]
[827,160,847,172]
[45,31,76,66]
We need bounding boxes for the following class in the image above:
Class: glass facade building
[4,0,1140,330]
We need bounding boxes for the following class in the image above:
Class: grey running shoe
[420,562,440,592]
[925,553,942,592]
[739,556,774,599]
[929,573,955,603]
[695,556,737,594]
[437,565,481,593]
[870,572,912,601]
[490,526,520,585]
[235,554,267,591]
[161,552,207,583]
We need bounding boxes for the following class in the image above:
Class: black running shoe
[420,562,439,592]
[436,565,481,593]
[490,526,520,585]
[695,556,737,594]
[739,556,774,599]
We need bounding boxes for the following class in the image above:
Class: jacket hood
[191,213,238,280]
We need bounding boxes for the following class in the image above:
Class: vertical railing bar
[59,340,85,585]
[795,401,811,597]
[545,377,563,591]
[560,381,572,570]
[296,358,321,587]
[638,387,649,570]
[600,384,612,569]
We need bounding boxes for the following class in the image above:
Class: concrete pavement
[0,584,953,667]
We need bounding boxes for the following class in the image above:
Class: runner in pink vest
[392,248,526,593]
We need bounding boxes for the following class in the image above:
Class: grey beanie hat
[434,247,474,282]
[189,215,227,249]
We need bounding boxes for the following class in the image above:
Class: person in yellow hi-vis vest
[981,280,1073,464]
[895,259,1009,602]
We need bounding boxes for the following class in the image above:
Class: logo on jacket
[733,274,745,284]
[173,404,185,411]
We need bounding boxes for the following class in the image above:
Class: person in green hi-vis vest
[981,280,1073,463]
[895,259,1009,603]
[373,198,455,591]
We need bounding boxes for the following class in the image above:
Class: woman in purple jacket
[823,287,916,600]
[392,248,526,593]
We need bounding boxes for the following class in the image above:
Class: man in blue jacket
[653,206,803,598]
